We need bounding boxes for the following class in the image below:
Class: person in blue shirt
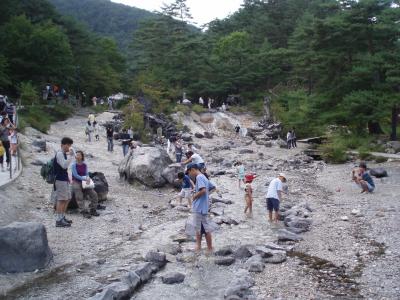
[352,162,375,193]
[187,163,213,253]
[177,171,194,207]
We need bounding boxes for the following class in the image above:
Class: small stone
[245,255,264,272]
[143,204,149,209]
[340,216,349,221]
[144,251,167,268]
[161,272,185,284]
[97,259,106,265]
[215,246,233,256]
[234,246,253,259]
[351,209,360,215]
[214,256,235,266]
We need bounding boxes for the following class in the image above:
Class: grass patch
[18,104,74,133]
[192,104,206,114]
[173,104,191,115]
[90,105,108,114]
[320,141,349,164]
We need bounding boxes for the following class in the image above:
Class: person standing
[187,163,213,253]
[106,126,114,152]
[266,173,286,223]
[120,129,131,156]
[286,131,292,149]
[71,151,100,218]
[0,118,13,170]
[54,137,75,227]
[93,121,100,141]
[85,121,94,142]
[199,97,204,106]
[235,124,241,137]
[177,171,194,207]
[175,138,183,163]
[235,161,245,188]
[291,128,297,148]
[244,174,256,216]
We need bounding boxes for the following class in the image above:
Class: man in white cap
[266,173,287,223]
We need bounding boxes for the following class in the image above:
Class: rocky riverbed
[0,110,399,300]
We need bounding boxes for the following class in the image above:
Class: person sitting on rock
[352,162,375,193]
[182,151,206,172]
[71,151,100,218]
[177,171,194,207]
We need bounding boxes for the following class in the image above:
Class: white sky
[111,0,244,26]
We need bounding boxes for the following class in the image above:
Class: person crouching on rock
[177,171,194,207]
[71,151,100,218]
[244,174,256,216]
[266,173,286,223]
[183,151,207,174]
[186,163,214,254]
[352,162,375,193]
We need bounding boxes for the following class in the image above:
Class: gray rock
[239,149,254,154]
[286,226,307,234]
[255,246,276,258]
[122,271,141,291]
[245,255,264,272]
[215,256,235,266]
[215,246,234,256]
[204,132,213,139]
[264,251,287,264]
[387,140,400,152]
[162,163,184,187]
[285,217,312,230]
[132,262,153,283]
[277,229,303,242]
[210,207,224,216]
[211,197,233,205]
[32,139,46,151]
[370,168,388,178]
[181,133,192,142]
[195,132,204,138]
[224,269,255,299]
[161,272,185,284]
[234,246,253,259]
[176,206,190,212]
[88,282,131,300]
[264,242,287,251]
[144,251,167,268]
[31,159,46,166]
[0,222,52,273]
[157,244,181,255]
[118,147,173,188]
[221,216,239,225]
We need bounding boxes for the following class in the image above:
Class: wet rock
[215,246,234,256]
[215,256,235,266]
[195,132,204,138]
[145,251,167,268]
[234,246,253,259]
[245,254,265,272]
[132,262,153,283]
[161,272,185,284]
[370,168,388,178]
[118,147,173,188]
[277,229,303,242]
[210,207,224,216]
[239,149,254,154]
[88,282,132,300]
[0,222,52,273]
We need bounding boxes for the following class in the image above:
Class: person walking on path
[266,173,286,223]
[106,126,114,152]
[186,163,214,253]
[93,121,100,141]
[244,174,256,216]
[291,128,297,148]
[85,121,94,142]
[286,131,293,149]
[120,129,131,156]
[0,117,14,170]
[71,151,100,218]
[175,138,183,163]
[235,161,245,188]
[54,137,75,227]
[352,162,375,193]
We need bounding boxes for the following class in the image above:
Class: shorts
[179,188,192,199]
[185,213,217,236]
[238,173,245,180]
[55,180,71,201]
[266,198,280,211]
[356,182,375,192]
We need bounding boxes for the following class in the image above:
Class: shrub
[173,104,191,115]
[374,156,388,163]
[320,141,348,164]
[192,104,206,114]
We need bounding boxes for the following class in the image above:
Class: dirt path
[0,110,399,299]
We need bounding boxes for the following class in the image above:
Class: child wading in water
[235,161,245,188]
[244,174,256,216]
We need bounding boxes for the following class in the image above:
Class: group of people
[0,95,17,172]
[286,128,297,149]
[198,97,215,110]
[51,137,105,227]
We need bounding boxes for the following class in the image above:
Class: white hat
[278,173,287,180]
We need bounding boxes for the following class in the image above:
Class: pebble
[340,216,349,221]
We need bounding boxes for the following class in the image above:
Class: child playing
[235,161,245,188]
[244,174,256,216]
[177,171,194,207]
[0,141,5,172]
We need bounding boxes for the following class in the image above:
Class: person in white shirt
[266,173,287,223]
[183,151,205,171]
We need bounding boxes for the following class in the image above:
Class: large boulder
[118,147,173,188]
[0,222,52,273]
[387,141,400,152]
[162,163,184,187]
[32,139,47,152]
[370,168,388,178]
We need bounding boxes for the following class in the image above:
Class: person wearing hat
[352,162,375,193]
[186,163,214,253]
[266,173,287,223]
[244,174,256,216]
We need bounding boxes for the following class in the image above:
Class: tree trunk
[391,105,398,141]
[368,121,384,135]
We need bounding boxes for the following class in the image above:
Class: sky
[111,0,244,26]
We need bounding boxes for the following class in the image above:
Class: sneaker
[97,204,106,210]
[56,219,71,227]
[63,216,73,224]
[90,210,100,217]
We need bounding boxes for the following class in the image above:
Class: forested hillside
[49,0,155,51]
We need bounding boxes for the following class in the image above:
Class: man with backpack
[54,137,75,227]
